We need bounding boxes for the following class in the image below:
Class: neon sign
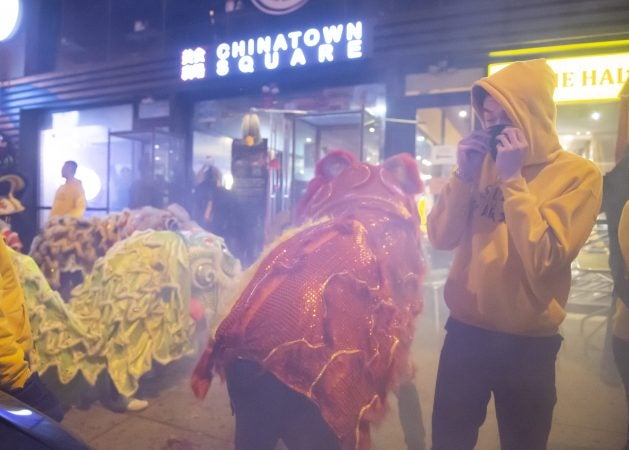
[489,53,629,103]
[181,21,365,81]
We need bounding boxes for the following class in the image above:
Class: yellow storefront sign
[488,53,629,103]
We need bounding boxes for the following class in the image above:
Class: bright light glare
[0,0,21,42]
[52,111,80,130]
[458,110,468,118]
[368,102,387,117]
[75,167,102,201]
[223,172,234,190]
[8,408,33,416]
[416,135,426,142]
[590,111,601,121]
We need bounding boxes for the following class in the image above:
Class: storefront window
[39,104,133,225]
[557,101,619,173]
[192,84,386,216]
[415,104,473,199]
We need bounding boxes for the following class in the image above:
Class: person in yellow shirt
[50,161,86,218]
[428,59,602,449]
[0,237,63,420]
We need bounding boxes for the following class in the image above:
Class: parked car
[0,390,89,449]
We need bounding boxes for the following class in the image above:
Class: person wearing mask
[50,161,86,218]
[427,59,602,449]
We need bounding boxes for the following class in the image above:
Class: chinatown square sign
[180,20,365,81]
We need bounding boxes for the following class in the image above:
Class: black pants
[613,336,629,450]
[432,318,562,450]
[226,359,341,450]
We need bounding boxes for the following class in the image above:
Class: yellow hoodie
[428,59,603,336]
[0,237,32,389]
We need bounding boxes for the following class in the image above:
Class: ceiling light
[590,111,601,121]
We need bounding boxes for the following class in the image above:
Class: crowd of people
[0,59,628,450]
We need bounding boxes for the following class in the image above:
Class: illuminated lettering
[322,24,344,44]
[232,40,246,58]
[562,72,574,88]
[217,43,230,60]
[273,34,289,52]
[318,44,334,62]
[238,56,255,73]
[290,48,307,66]
[217,60,229,77]
[181,63,206,81]
[303,28,321,47]
[346,22,363,41]
[600,69,614,85]
[181,49,195,65]
[193,63,206,79]
[489,53,629,102]
[193,48,206,63]
[185,20,367,80]
[264,51,280,70]
[347,40,363,59]
[181,48,207,81]
[582,70,597,86]
[288,31,303,49]
[180,64,193,81]
[257,36,272,55]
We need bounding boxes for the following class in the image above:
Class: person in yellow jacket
[427,59,602,450]
[613,200,629,450]
[0,237,63,420]
[50,160,86,218]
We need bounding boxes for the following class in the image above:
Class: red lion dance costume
[192,151,425,450]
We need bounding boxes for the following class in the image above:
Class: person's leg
[226,359,284,450]
[612,336,629,450]
[397,381,426,450]
[280,387,341,450]
[493,334,562,450]
[97,373,148,412]
[432,319,492,450]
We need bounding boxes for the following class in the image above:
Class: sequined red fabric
[192,155,425,450]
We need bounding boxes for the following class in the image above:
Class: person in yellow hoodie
[0,237,64,421]
[50,160,86,218]
[613,199,629,450]
[428,59,602,450]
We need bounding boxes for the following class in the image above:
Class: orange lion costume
[192,151,425,450]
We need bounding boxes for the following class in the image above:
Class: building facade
[1,0,628,247]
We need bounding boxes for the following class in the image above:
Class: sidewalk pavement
[61,286,627,450]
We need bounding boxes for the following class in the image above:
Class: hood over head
[472,58,561,166]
